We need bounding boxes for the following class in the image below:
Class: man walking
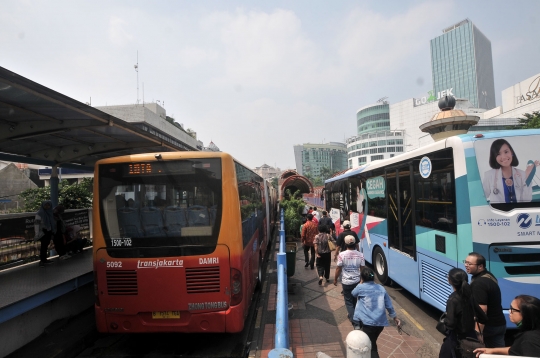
[319,211,335,234]
[301,214,318,269]
[464,252,506,348]
[334,235,365,329]
[334,220,360,261]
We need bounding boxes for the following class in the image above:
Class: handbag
[436,312,447,334]
[328,237,336,251]
[458,337,484,358]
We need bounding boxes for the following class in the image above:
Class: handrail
[268,208,293,357]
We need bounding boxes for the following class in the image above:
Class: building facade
[293,143,347,177]
[431,19,496,109]
[484,71,540,120]
[347,102,409,169]
[253,164,282,180]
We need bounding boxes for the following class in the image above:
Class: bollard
[268,348,293,358]
[346,330,371,358]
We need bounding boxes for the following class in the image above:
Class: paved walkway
[253,241,440,358]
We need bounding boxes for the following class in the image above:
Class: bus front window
[98,159,222,258]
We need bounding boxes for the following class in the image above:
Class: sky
[2,0,539,170]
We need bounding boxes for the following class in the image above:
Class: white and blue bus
[325,129,540,326]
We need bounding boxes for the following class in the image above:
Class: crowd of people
[34,200,88,267]
[300,206,540,358]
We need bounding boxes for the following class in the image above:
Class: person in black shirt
[464,252,506,348]
[334,220,359,262]
[474,294,540,357]
[318,211,334,234]
[439,268,487,358]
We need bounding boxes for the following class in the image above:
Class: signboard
[419,157,432,179]
[516,75,540,105]
[413,88,454,107]
[366,177,385,199]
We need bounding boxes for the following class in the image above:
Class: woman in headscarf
[53,204,71,260]
[34,200,56,267]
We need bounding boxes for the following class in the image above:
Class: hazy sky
[2,1,539,169]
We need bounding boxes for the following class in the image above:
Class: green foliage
[18,178,93,212]
[304,167,339,187]
[270,177,278,188]
[280,189,305,236]
[517,111,540,129]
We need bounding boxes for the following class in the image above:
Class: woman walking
[313,224,334,285]
[351,267,401,358]
[440,268,487,358]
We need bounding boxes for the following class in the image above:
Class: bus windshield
[475,135,540,211]
[98,158,222,258]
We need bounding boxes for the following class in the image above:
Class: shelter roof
[0,66,192,170]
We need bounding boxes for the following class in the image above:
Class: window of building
[371,155,384,161]
[370,148,377,154]
[358,157,366,164]
[378,148,386,153]
[396,147,403,152]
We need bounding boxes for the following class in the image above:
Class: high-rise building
[293,142,347,177]
[431,19,496,109]
[347,102,406,169]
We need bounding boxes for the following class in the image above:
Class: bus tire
[373,246,388,285]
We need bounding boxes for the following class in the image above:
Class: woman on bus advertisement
[482,138,539,203]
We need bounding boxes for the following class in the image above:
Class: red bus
[93,152,276,333]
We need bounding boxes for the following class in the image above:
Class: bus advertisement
[92,152,276,333]
[325,130,540,327]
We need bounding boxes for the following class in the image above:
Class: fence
[268,209,293,358]
[0,209,92,269]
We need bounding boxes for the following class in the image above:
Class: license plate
[152,311,180,319]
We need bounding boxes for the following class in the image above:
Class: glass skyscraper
[430,19,495,109]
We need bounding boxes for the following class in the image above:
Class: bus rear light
[110,322,118,330]
[230,268,242,306]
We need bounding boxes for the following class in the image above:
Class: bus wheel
[373,246,388,285]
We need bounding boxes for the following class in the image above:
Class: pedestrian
[439,268,487,358]
[302,204,309,218]
[319,211,335,235]
[53,204,71,260]
[64,225,88,254]
[34,200,56,267]
[312,207,321,221]
[299,217,307,237]
[474,294,540,357]
[352,267,401,358]
[301,213,318,269]
[334,220,360,262]
[464,252,506,348]
[334,235,365,329]
[313,224,334,285]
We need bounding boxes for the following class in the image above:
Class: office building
[431,19,496,109]
[293,143,347,177]
[347,102,407,169]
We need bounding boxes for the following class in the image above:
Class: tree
[270,177,278,188]
[280,189,305,237]
[517,111,540,129]
[18,178,93,212]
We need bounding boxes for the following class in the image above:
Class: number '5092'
[106,261,122,268]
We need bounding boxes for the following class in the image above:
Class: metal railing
[268,209,293,358]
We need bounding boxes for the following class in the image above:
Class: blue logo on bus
[419,157,432,178]
[517,214,532,229]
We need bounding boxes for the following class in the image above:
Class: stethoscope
[492,168,522,195]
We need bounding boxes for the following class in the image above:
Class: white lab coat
[482,167,532,203]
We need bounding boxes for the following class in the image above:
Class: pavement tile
[301,287,323,303]
[307,294,345,312]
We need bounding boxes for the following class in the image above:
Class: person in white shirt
[334,235,365,329]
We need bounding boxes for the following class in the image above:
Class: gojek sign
[413,88,454,107]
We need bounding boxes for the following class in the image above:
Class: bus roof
[326,129,540,184]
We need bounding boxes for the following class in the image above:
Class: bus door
[386,163,419,296]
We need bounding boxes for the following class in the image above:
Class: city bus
[92,151,276,333]
[325,129,540,326]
